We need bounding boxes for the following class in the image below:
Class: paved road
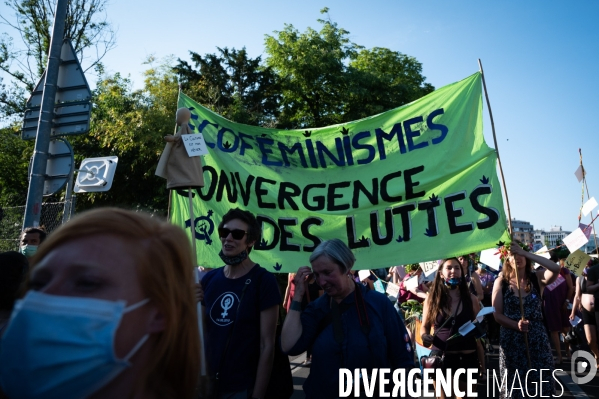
[289,345,599,398]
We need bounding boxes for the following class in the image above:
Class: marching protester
[0,251,28,334]
[388,265,406,284]
[197,208,281,399]
[398,264,429,303]
[570,261,599,367]
[18,226,46,258]
[492,242,561,398]
[0,208,200,399]
[421,258,481,399]
[458,254,484,301]
[281,239,414,399]
[476,263,499,343]
[457,254,486,375]
[543,253,574,364]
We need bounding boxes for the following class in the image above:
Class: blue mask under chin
[444,278,460,289]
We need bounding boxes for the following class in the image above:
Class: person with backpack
[492,242,562,398]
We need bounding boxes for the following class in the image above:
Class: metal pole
[62,156,75,223]
[22,0,68,229]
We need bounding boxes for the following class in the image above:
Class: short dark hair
[21,227,47,243]
[219,208,261,253]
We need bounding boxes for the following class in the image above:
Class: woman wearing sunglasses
[198,208,281,399]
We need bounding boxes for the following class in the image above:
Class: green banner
[171,72,510,272]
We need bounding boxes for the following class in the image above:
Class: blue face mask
[0,291,150,399]
[444,277,460,289]
[20,244,38,258]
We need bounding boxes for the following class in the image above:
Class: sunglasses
[218,228,247,240]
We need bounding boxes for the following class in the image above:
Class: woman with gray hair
[281,239,414,399]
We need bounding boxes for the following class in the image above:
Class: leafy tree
[264,8,434,128]
[264,8,360,128]
[70,57,178,214]
[345,47,434,121]
[0,124,31,205]
[174,47,280,127]
[0,0,116,122]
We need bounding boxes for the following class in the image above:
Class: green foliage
[174,47,280,127]
[264,8,433,128]
[0,0,116,122]
[69,57,178,214]
[0,124,31,204]
[264,8,361,128]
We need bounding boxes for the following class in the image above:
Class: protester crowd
[1,207,599,399]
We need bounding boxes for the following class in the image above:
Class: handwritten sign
[563,228,589,253]
[182,134,208,157]
[386,282,400,299]
[565,250,591,276]
[420,261,438,277]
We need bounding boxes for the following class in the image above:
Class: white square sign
[182,134,208,157]
[74,156,118,193]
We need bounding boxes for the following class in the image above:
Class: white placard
[534,245,551,260]
[182,134,208,157]
[575,165,585,182]
[386,282,400,299]
[570,315,581,327]
[403,275,419,291]
[563,228,589,253]
[420,261,438,277]
[480,248,501,271]
[582,197,598,217]
[358,269,371,281]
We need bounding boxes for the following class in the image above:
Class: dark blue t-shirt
[201,264,281,392]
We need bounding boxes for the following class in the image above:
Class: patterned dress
[499,283,554,398]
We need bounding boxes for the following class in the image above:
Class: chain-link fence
[0,199,75,252]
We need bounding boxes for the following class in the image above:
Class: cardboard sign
[563,228,589,253]
[565,250,591,276]
[420,261,438,277]
[182,134,208,157]
[386,282,400,299]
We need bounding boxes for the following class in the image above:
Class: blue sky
[3,0,598,236]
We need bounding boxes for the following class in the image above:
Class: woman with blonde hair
[0,208,200,399]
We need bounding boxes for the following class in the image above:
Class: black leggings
[582,308,596,326]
